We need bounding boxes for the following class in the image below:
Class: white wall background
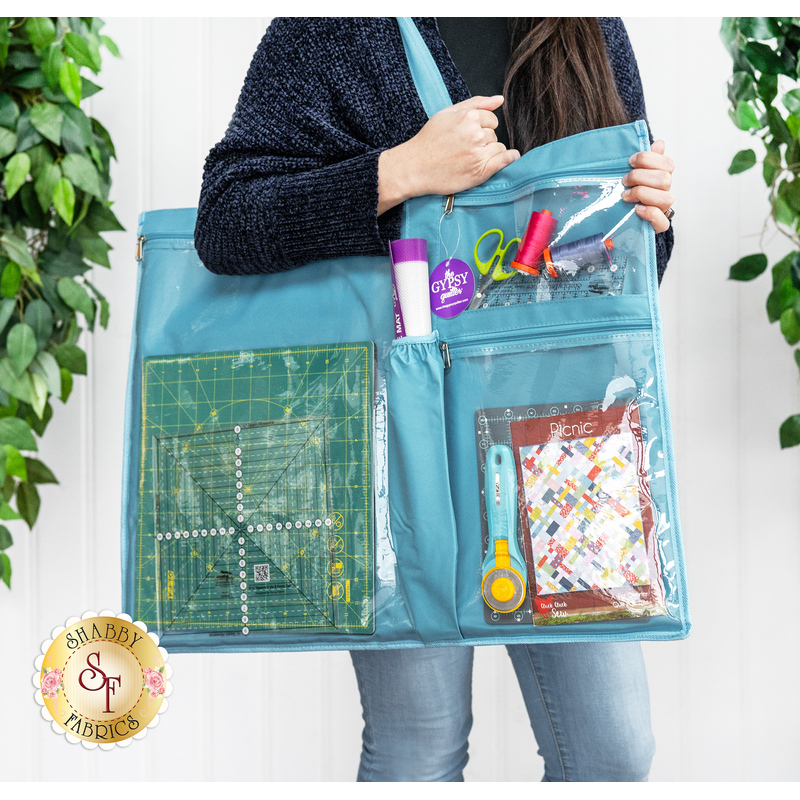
[1,17,799,782]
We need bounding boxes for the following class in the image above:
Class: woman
[195,17,675,782]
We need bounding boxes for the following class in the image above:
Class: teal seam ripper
[481,445,528,613]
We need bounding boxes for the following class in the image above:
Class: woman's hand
[377,96,520,216]
[621,140,674,233]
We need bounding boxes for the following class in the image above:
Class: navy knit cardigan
[195,17,673,282]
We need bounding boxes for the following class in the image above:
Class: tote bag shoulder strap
[396,17,452,118]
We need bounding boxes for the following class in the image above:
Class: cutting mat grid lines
[136,343,375,637]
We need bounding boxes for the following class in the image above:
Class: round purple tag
[429,258,475,319]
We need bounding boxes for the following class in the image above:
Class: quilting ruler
[136,342,375,637]
[475,255,628,309]
[475,400,605,625]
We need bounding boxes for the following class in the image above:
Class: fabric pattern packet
[510,403,666,626]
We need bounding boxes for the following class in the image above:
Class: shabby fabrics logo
[34,611,171,750]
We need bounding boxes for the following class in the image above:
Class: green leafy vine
[0,17,122,589]
[723,17,800,448]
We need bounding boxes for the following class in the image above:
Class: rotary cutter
[481,445,527,614]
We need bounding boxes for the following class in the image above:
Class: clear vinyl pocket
[440,319,687,641]
[386,332,462,643]
[127,224,397,650]
[406,163,657,349]
[450,174,649,310]
[397,135,689,642]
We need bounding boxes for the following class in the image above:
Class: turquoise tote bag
[121,18,690,652]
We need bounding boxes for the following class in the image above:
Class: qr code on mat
[254,564,270,583]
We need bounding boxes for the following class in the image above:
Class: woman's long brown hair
[503,18,629,154]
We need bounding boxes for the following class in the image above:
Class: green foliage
[729,148,757,174]
[0,17,121,588]
[779,413,800,448]
[729,253,768,280]
[723,18,800,448]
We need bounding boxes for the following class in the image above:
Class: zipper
[135,232,194,261]
[440,341,451,370]
[448,169,628,210]
[440,317,652,370]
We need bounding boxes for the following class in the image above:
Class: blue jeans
[350,642,654,782]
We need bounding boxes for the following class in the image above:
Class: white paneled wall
[1,17,798,782]
[626,17,800,781]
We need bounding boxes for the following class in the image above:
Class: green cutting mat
[135,342,374,637]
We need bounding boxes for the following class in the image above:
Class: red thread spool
[511,209,558,276]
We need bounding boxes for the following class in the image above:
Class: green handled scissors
[467,229,521,310]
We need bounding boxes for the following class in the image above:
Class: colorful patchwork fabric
[519,431,651,596]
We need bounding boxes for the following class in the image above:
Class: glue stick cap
[390,238,427,263]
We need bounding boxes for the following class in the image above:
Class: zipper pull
[440,340,451,371]
[135,235,146,262]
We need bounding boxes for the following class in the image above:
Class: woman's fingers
[392,95,515,199]
[451,94,505,113]
[480,126,499,146]
[628,150,675,174]
[624,140,675,232]
[485,144,520,177]
[474,109,500,129]
[634,203,671,233]
[448,98,503,134]
[623,168,672,192]
[447,104,499,128]
[622,183,673,211]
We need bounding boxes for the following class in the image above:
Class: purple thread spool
[543,233,613,277]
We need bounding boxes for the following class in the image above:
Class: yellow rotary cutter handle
[481,445,528,614]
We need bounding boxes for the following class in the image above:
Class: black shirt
[436,17,511,147]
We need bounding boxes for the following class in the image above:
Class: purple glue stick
[389,244,407,339]
[389,238,432,337]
